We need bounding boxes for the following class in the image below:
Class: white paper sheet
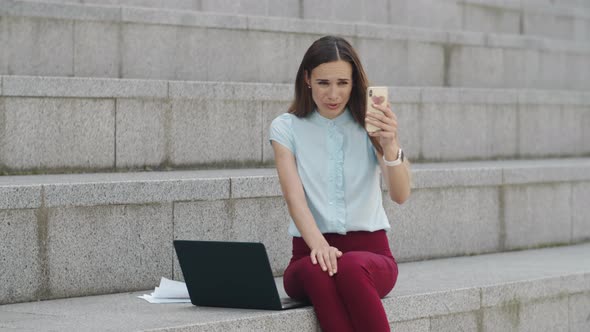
[138,277,191,304]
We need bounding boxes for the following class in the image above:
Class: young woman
[270,35,411,332]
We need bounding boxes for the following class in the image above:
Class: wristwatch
[383,148,404,167]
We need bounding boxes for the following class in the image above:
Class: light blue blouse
[269,108,390,237]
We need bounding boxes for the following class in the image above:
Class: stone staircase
[0,0,589,331]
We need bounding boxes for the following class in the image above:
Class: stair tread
[1,243,589,331]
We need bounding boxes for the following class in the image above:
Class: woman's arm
[366,103,411,204]
[377,146,411,204]
[272,141,342,276]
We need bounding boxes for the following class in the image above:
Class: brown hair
[288,35,383,155]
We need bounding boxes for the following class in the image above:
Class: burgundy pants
[283,230,398,332]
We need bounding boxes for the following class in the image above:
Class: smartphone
[366,86,388,133]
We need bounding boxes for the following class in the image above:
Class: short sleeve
[269,113,296,154]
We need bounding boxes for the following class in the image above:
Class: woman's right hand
[310,246,343,277]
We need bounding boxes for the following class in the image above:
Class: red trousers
[283,230,398,332]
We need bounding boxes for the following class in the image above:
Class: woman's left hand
[366,102,399,151]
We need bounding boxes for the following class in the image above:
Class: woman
[269,35,411,332]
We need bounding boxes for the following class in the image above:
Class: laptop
[174,240,308,310]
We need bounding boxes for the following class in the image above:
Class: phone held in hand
[365,86,388,133]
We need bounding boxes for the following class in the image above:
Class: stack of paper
[138,277,191,303]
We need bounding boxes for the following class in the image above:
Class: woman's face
[306,60,353,119]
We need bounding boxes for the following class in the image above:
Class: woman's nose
[327,86,338,100]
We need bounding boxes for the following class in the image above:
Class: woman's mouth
[327,103,339,110]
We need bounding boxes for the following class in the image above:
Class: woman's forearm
[382,145,411,204]
[285,197,329,250]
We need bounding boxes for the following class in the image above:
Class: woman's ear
[304,70,310,87]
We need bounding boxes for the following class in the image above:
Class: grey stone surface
[355,24,448,43]
[464,3,520,34]
[0,185,41,209]
[169,99,262,166]
[0,17,6,76]
[503,184,572,249]
[524,11,574,41]
[121,23,182,81]
[4,16,73,77]
[406,42,445,86]
[115,98,169,168]
[74,21,119,78]
[250,31,295,84]
[173,197,291,278]
[520,297,569,331]
[43,177,229,207]
[406,0,462,31]
[539,51,568,90]
[356,38,408,86]
[173,26,209,82]
[87,0,198,11]
[169,81,291,102]
[0,0,121,21]
[0,209,41,304]
[483,305,520,332]
[246,15,354,37]
[205,29,258,82]
[332,0,364,22]
[2,76,168,98]
[1,243,590,328]
[1,1,589,89]
[392,103,420,162]
[231,197,292,275]
[408,162,504,189]
[481,274,590,308]
[519,105,577,157]
[501,158,590,184]
[569,292,590,332]
[421,103,517,160]
[389,318,429,332]
[201,0,266,16]
[46,204,173,299]
[384,288,481,322]
[385,186,500,262]
[447,30,487,46]
[173,200,232,280]
[0,97,115,171]
[449,46,504,88]
[572,182,590,242]
[231,175,282,199]
[267,0,300,18]
[430,311,479,331]
[502,48,540,89]
[301,0,333,20]
[363,0,390,24]
[120,6,247,30]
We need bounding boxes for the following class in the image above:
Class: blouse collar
[311,107,353,126]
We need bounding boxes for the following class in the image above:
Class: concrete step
[2,75,590,174]
[16,0,590,43]
[1,158,589,304]
[1,243,589,331]
[1,1,590,90]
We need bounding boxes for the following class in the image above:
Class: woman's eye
[319,82,329,85]
[338,82,348,85]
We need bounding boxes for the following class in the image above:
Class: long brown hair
[288,35,383,155]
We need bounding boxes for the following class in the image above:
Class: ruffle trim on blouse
[327,124,346,231]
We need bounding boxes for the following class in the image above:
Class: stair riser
[1,6,590,89]
[15,0,590,43]
[2,173,589,304]
[1,80,590,173]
